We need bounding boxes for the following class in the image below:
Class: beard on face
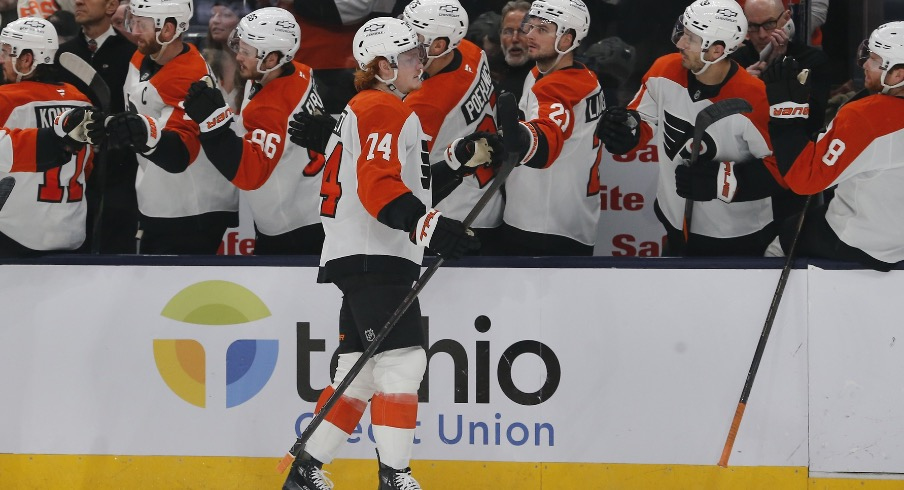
[504,46,529,67]
[528,49,557,67]
[137,38,162,56]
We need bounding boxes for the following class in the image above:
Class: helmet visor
[857,38,870,68]
[520,17,555,36]
[397,44,427,67]
[125,11,156,34]
[671,17,685,46]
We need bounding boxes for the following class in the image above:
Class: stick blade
[276,452,294,474]
[58,52,112,112]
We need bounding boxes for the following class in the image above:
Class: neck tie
[87,39,97,53]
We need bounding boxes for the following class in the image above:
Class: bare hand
[747,61,767,78]
[765,29,790,63]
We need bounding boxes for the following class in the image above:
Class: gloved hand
[409,208,480,259]
[53,106,106,152]
[597,106,640,155]
[288,110,335,154]
[105,112,162,154]
[184,76,233,137]
[675,160,738,203]
[763,57,811,122]
[445,131,505,176]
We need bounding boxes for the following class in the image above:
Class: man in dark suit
[56,0,139,253]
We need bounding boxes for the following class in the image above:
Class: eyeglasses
[747,16,781,33]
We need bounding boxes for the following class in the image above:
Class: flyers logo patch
[662,111,717,162]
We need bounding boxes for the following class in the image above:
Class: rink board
[1,259,903,488]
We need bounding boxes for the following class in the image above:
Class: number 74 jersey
[318,89,432,278]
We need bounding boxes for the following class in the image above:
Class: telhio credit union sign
[153,280,279,408]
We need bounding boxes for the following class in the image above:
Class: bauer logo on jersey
[662,110,717,162]
[34,105,79,129]
[460,61,494,125]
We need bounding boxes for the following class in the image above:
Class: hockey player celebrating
[104,0,239,254]
[401,0,504,253]
[0,18,102,257]
[598,0,786,256]
[283,16,499,490]
[499,0,604,256]
[766,21,904,271]
[183,7,327,255]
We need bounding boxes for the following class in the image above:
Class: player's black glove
[597,106,640,155]
[105,112,161,154]
[52,106,106,152]
[675,160,738,203]
[184,77,233,138]
[763,57,811,124]
[288,110,335,154]
[409,208,480,259]
[445,131,505,177]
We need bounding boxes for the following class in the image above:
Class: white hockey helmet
[353,17,422,70]
[672,0,746,71]
[230,7,300,74]
[527,0,590,55]
[860,21,904,93]
[402,0,469,61]
[0,17,58,66]
[128,0,193,38]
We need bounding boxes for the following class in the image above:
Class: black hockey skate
[283,453,334,490]
[378,462,422,490]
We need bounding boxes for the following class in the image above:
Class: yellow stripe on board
[0,455,901,489]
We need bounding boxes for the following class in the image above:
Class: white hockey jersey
[404,39,502,228]
[124,44,238,218]
[784,94,904,263]
[629,54,778,239]
[507,64,604,245]
[233,61,325,236]
[319,89,431,276]
[0,81,92,251]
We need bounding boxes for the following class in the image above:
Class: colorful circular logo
[153,280,279,408]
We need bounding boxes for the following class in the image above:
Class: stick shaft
[718,195,812,467]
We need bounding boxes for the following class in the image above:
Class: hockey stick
[59,53,112,255]
[682,98,753,245]
[277,91,523,475]
[718,194,812,467]
[0,176,15,212]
